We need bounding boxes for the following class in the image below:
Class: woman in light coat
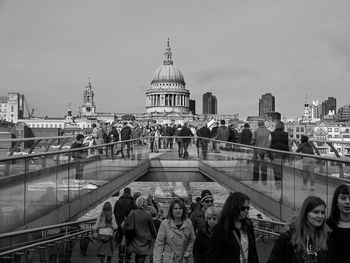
[153,199,195,263]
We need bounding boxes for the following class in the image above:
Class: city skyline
[1,0,350,119]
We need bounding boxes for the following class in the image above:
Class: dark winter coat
[193,224,214,263]
[207,219,259,263]
[198,126,211,142]
[126,208,157,256]
[189,205,206,234]
[240,128,253,145]
[120,126,132,141]
[270,129,290,152]
[179,126,194,144]
[113,194,135,225]
[296,142,314,155]
[267,230,336,263]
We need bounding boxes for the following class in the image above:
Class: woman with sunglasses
[327,184,350,263]
[208,192,258,263]
[268,196,336,263]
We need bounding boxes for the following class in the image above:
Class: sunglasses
[241,206,250,211]
[204,199,214,203]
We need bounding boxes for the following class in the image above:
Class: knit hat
[201,190,213,203]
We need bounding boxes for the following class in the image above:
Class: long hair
[167,199,188,221]
[218,192,249,242]
[291,196,329,252]
[328,184,350,228]
[101,202,113,225]
[274,120,285,131]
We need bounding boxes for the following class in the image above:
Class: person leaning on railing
[270,120,290,191]
[70,134,86,180]
[296,135,316,191]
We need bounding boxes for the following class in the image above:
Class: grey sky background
[1,0,349,119]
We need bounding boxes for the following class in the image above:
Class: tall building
[0,92,24,123]
[189,99,196,115]
[202,92,217,114]
[311,100,320,119]
[146,39,190,114]
[321,97,336,118]
[338,104,350,120]
[259,93,275,117]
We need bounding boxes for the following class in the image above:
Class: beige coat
[153,218,195,263]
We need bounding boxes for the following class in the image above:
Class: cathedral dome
[151,64,185,85]
[150,39,185,86]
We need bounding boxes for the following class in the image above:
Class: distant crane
[23,95,34,118]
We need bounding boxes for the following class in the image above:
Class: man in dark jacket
[165,124,174,149]
[114,187,135,263]
[70,134,86,180]
[240,123,252,145]
[296,135,316,191]
[108,126,119,157]
[211,122,219,151]
[190,190,214,234]
[198,122,211,160]
[118,122,132,158]
[179,122,193,159]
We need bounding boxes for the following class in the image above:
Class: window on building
[296,134,300,139]
[301,127,304,132]
[335,128,339,132]
[334,135,339,138]
[328,128,332,132]
[329,135,332,138]
[296,127,299,132]
[11,106,14,112]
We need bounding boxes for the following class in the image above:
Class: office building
[202,92,217,114]
[259,93,275,117]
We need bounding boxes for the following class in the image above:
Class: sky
[1,0,350,120]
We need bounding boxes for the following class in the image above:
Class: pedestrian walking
[153,199,195,263]
[93,202,118,263]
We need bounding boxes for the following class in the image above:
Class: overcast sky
[1,0,349,119]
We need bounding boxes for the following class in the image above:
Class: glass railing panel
[25,154,58,223]
[0,160,25,233]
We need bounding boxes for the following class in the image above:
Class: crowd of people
[90,183,350,263]
[71,119,320,194]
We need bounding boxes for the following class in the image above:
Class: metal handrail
[0,229,90,257]
[0,136,349,164]
[0,135,75,142]
[0,218,96,239]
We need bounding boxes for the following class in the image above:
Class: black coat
[267,230,336,263]
[193,224,214,263]
[270,129,289,152]
[207,219,259,263]
[113,194,135,225]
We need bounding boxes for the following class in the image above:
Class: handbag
[98,227,113,242]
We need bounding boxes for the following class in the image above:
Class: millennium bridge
[0,135,349,262]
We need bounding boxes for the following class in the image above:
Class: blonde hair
[135,195,148,208]
[205,206,221,220]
